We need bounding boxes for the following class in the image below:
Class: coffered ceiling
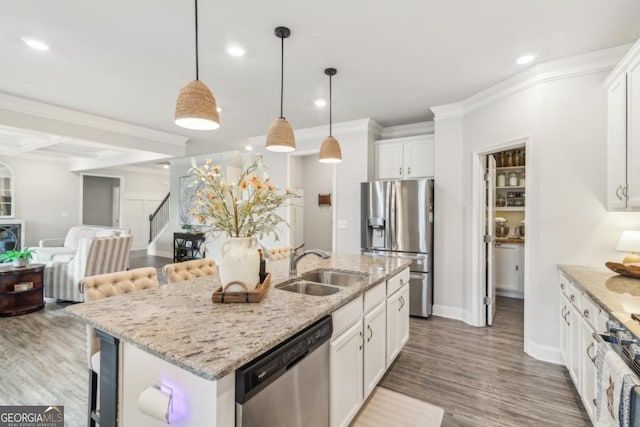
[1,0,640,161]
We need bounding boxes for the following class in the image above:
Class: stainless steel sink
[275,280,342,296]
[298,269,368,287]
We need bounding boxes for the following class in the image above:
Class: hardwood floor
[381,297,591,426]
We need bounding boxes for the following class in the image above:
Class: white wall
[0,155,169,247]
[433,62,640,361]
[301,154,333,251]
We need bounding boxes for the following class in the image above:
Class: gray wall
[302,154,333,251]
[83,175,119,226]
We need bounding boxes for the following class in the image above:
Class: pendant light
[265,26,295,152]
[174,0,220,131]
[319,68,342,163]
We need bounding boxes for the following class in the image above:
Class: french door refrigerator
[361,179,434,318]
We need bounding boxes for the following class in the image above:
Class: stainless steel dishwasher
[235,316,332,427]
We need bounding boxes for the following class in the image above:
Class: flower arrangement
[189,155,297,241]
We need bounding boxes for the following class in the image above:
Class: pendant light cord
[280,35,284,118]
[195,0,199,81]
[329,74,333,136]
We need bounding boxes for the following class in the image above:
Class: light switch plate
[337,220,348,229]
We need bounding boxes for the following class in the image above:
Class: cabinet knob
[560,283,564,290]
[407,167,411,175]
[583,309,589,318]
[570,294,575,302]
[399,167,402,175]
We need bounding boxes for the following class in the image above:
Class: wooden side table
[0,263,45,316]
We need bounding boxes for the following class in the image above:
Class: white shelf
[496,207,525,212]
[496,186,525,190]
[496,166,525,171]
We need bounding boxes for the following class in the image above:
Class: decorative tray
[212,273,271,303]
[605,262,640,279]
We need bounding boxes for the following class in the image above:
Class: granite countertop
[66,253,410,381]
[558,265,640,339]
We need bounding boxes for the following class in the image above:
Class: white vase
[219,237,260,291]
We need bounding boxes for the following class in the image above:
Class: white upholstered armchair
[43,235,133,302]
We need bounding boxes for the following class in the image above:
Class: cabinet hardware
[408,167,411,175]
[359,331,363,350]
[516,265,519,271]
[561,306,567,317]
[367,325,373,342]
[495,242,502,247]
[398,296,404,311]
[560,283,565,290]
[570,294,575,302]
[586,342,596,366]
[583,309,589,318]
[616,185,623,200]
[623,185,629,199]
[399,167,402,175]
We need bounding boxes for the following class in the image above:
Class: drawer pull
[359,331,363,350]
[583,309,589,318]
[561,306,567,317]
[586,342,596,366]
[560,283,565,290]
[367,325,373,342]
[616,185,623,201]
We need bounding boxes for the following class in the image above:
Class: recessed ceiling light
[226,44,246,57]
[22,37,49,51]
[162,164,170,169]
[314,99,327,108]
[516,54,536,65]
[245,145,253,151]
[216,106,223,113]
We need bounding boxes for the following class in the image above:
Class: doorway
[472,137,531,347]
[81,174,123,227]
[289,153,336,252]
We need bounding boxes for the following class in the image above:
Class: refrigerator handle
[389,182,396,250]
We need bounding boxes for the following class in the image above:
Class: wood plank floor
[381,296,591,426]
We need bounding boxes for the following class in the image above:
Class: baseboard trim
[496,289,524,299]
[147,249,172,259]
[526,340,563,365]
[432,304,463,321]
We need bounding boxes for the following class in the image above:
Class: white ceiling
[1,0,640,158]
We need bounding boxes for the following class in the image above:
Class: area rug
[351,386,444,427]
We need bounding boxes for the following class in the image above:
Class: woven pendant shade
[266,117,295,152]
[319,136,342,163]
[175,80,220,130]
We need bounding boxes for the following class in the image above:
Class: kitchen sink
[298,269,368,287]
[275,280,342,296]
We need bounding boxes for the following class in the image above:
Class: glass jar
[497,172,506,187]
[495,152,505,167]
[504,152,513,167]
[513,150,522,166]
[522,151,526,166]
[496,196,506,207]
[518,173,526,187]
[508,172,518,186]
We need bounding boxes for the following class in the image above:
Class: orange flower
[208,193,216,200]
[205,159,212,167]
[199,215,205,223]
[239,180,249,191]
[268,183,275,191]
[212,165,221,173]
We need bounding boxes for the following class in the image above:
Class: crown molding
[0,92,189,146]
[380,121,434,139]
[431,44,630,120]
[604,39,640,88]
[248,118,377,144]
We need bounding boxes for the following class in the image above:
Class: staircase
[149,192,170,243]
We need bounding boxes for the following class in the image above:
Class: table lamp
[616,230,640,264]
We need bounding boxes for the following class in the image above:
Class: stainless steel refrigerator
[361,179,434,318]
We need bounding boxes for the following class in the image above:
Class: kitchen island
[67,253,411,427]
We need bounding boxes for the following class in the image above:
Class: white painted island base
[121,343,235,427]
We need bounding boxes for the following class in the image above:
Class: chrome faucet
[289,243,330,276]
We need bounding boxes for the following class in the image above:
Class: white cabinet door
[376,142,404,180]
[363,301,386,398]
[580,314,596,422]
[627,56,640,208]
[404,136,434,178]
[330,319,363,427]
[386,283,409,366]
[560,292,570,366]
[607,74,628,210]
[494,244,518,292]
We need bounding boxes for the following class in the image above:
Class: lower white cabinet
[363,301,386,397]
[494,243,524,297]
[580,314,597,420]
[330,318,364,427]
[386,283,410,366]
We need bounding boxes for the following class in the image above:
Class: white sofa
[31,225,129,263]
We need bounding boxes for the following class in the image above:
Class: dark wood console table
[0,263,45,316]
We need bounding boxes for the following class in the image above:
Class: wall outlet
[337,220,348,229]
[61,211,69,218]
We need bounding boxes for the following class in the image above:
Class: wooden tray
[212,273,271,303]
[605,262,640,279]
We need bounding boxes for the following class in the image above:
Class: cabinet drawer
[559,272,571,297]
[566,281,580,308]
[387,268,410,296]
[364,283,386,313]
[332,296,363,339]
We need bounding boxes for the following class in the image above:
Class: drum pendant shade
[266,27,295,152]
[319,68,342,163]
[174,0,220,131]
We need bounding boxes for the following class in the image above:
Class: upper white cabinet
[375,135,434,180]
[605,39,640,210]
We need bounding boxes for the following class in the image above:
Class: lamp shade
[266,117,295,152]
[319,136,342,163]
[174,80,220,130]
